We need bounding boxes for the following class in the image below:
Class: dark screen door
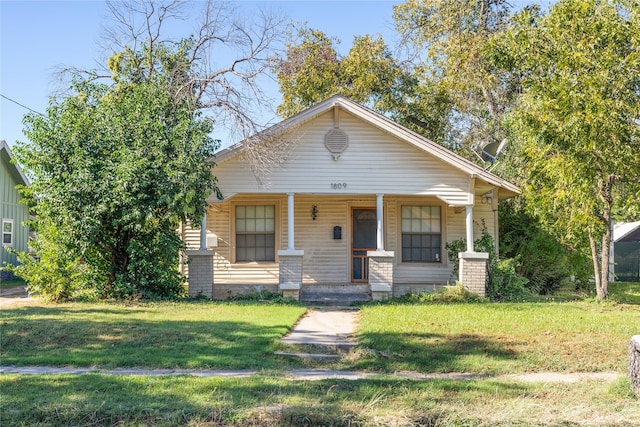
[352,209,377,282]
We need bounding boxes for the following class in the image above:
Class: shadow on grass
[0,374,533,426]
[348,331,522,374]
[609,281,640,304]
[0,305,302,370]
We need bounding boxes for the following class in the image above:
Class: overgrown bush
[488,258,531,301]
[499,201,591,294]
[445,221,530,301]
[2,223,99,302]
[445,220,496,279]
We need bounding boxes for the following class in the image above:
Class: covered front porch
[185,191,497,301]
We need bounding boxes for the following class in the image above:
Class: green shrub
[446,221,531,301]
[488,258,531,301]
[2,223,99,302]
[499,201,591,294]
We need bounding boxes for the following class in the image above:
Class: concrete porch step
[301,293,370,306]
[300,284,370,305]
[300,283,371,306]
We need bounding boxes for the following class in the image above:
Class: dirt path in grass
[0,286,38,308]
[0,365,621,383]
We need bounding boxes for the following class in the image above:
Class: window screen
[236,205,275,261]
[401,206,441,262]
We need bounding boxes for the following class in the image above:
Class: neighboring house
[0,140,30,281]
[182,96,519,300]
[612,221,640,282]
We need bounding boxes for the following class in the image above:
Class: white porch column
[279,193,303,300]
[465,205,474,252]
[376,193,384,251]
[199,209,207,250]
[369,193,394,300]
[287,193,295,250]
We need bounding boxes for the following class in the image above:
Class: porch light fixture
[311,205,318,220]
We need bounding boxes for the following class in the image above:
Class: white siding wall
[213,110,471,205]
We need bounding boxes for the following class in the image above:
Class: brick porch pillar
[368,250,395,301]
[458,251,488,297]
[278,250,304,300]
[186,250,214,298]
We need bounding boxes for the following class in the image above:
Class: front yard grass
[0,301,307,370]
[1,284,640,425]
[349,300,640,374]
[2,373,638,426]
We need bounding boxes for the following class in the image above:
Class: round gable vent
[325,128,348,159]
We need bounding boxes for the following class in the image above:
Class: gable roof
[212,95,519,198]
[1,139,30,186]
[614,221,640,243]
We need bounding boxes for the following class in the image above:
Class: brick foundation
[458,252,488,297]
[186,250,214,298]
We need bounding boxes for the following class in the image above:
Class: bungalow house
[182,96,519,300]
[0,140,30,281]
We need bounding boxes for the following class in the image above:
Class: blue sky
[0,0,401,149]
[1,1,548,150]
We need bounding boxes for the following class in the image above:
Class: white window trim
[396,201,445,265]
[230,200,281,264]
[2,218,14,248]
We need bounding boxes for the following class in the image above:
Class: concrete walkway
[280,307,359,349]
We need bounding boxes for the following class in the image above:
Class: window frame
[231,202,279,264]
[2,219,14,248]
[398,204,443,264]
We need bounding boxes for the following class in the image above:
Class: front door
[352,209,377,282]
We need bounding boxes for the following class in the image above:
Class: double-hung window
[401,206,441,262]
[2,219,13,247]
[235,205,275,262]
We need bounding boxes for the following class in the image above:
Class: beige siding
[213,110,471,205]
[183,106,508,289]
[184,193,501,287]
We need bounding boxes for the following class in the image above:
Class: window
[235,205,275,262]
[2,219,13,247]
[401,206,441,262]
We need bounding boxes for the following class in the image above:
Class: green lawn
[349,301,640,374]
[2,374,638,426]
[1,284,640,426]
[0,301,306,370]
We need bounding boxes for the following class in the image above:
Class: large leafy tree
[274,27,454,145]
[506,0,640,299]
[14,73,217,300]
[10,0,286,300]
[393,0,520,153]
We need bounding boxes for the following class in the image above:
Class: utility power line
[0,93,45,116]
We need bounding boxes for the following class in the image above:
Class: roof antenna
[472,139,507,170]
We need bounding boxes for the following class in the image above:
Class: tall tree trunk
[599,215,612,300]
[596,175,614,300]
[589,229,604,300]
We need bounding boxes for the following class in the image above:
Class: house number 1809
[331,182,347,190]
